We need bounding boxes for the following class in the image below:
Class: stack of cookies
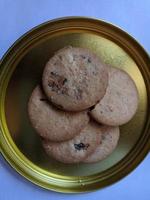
[28,46,139,164]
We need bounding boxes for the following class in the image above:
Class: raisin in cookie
[84,126,119,163]
[28,86,89,142]
[42,46,108,111]
[90,67,139,126]
[42,121,102,163]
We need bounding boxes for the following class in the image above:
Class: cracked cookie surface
[84,125,120,163]
[28,85,89,142]
[42,121,102,163]
[42,46,108,111]
[90,67,139,126]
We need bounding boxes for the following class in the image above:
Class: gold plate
[0,17,150,193]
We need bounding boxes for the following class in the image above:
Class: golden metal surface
[0,17,150,193]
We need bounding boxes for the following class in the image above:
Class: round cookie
[42,46,108,111]
[28,85,89,142]
[90,67,139,126]
[42,121,102,164]
[84,126,120,163]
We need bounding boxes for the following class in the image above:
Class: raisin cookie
[28,86,89,142]
[84,126,120,163]
[42,46,108,111]
[90,67,139,126]
[42,121,102,163]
